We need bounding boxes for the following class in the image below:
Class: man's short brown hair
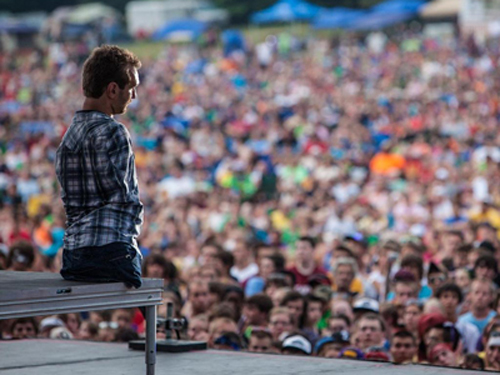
[250,329,273,341]
[356,312,386,332]
[246,293,274,315]
[82,45,141,98]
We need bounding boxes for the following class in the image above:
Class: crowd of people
[2,25,500,370]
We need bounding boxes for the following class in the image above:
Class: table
[0,271,163,375]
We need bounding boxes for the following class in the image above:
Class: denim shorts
[60,242,143,288]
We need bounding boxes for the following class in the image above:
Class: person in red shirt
[287,237,328,294]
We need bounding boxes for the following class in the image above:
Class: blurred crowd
[1,27,500,370]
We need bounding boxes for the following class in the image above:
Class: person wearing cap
[390,330,417,364]
[435,283,480,354]
[281,334,312,356]
[486,331,500,370]
[213,331,245,351]
[364,346,391,362]
[338,346,365,360]
[352,297,379,321]
[208,317,239,348]
[482,320,500,349]
[418,313,462,362]
[39,317,66,338]
[315,330,350,358]
[458,278,496,334]
[50,326,74,340]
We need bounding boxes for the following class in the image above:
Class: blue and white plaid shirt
[55,110,144,251]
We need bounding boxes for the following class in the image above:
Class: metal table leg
[145,305,156,375]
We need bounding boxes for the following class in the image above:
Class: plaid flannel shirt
[55,110,144,251]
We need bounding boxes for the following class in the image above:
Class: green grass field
[120,24,342,59]
[120,40,166,60]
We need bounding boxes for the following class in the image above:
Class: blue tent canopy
[0,22,40,34]
[221,29,246,57]
[152,19,207,41]
[251,0,322,24]
[372,0,425,13]
[62,23,94,39]
[313,7,366,29]
[348,10,415,30]
[348,0,425,31]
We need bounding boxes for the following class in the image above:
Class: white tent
[420,0,462,18]
[67,3,120,24]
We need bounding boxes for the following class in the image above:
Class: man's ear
[106,82,119,98]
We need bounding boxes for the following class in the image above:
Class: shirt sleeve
[106,123,135,200]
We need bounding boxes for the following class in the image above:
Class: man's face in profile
[114,68,139,115]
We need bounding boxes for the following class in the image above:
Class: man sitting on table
[55,45,144,288]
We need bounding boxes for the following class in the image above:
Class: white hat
[487,335,500,348]
[353,298,380,313]
[282,335,312,355]
[40,317,65,332]
[0,244,8,257]
[49,327,73,340]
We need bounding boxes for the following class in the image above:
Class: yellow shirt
[469,208,500,237]
[331,276,364,295]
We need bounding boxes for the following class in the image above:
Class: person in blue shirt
[458,279,497,334]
